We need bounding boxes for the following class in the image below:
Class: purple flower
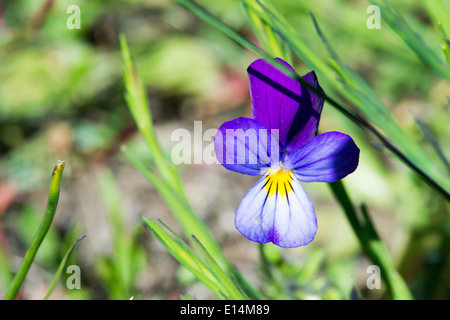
[214,58,360,248]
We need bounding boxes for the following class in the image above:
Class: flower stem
[329,180,413,300]
[3,160,65,300]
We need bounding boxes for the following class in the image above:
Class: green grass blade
[141,217,235,299]
[438,23,450,65]
[0,248,12,294]
[373,0,450,80]
[120,34,262,298]
[122,149,262,299]
[120,36,231,269]
[3,160,65,300]
[191,235,248,300]
[413,114,450,175]
[121,147,228,266]
[177,0,267,58]
[96,167,147,299]
[120,34,185,197]
[241,1,292,64]
[43,235,86,300]
[329,181,413,300]
[157,218,249,299]
[423,0,450,45]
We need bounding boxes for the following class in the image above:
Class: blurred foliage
[0,0,448,300]
[95,168,147,299]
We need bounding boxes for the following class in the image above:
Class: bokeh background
[0,0,448,300]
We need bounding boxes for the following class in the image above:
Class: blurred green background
[0,0,448,299]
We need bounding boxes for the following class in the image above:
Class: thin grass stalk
[3,160,65,300]
[119,37,262,298]
[43,235,86,300]
[329,181,413,300]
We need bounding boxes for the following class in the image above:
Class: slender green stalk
[242,1,292,64]
[438,23,450,65]
[3,160,65,300]
[121,147,227,268]
[329,181,413,300]
[0,249,12,292]
[123,146,264,299]
[177,0,267,58]
[258,244,274,281]
[374,0,450,80]
[96,168,147,299]
[413,114,450,175]
[423,0,450,37]
[120,34,186,197]
[120,37,220,255]
[191,235,249,300]
[43,235,86,300]
[120,36,262,299]
[141,217,248,299]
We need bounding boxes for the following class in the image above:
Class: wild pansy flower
[214,58,360,248]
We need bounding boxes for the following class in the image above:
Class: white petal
[234,170,317,248]
[272,174,317,248]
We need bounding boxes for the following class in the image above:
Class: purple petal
[214,117,282,175]
[286,71,325,151]
[235,170,317,248]
[283,131,360,182]
[248,58,302,148]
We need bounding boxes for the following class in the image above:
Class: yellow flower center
[265,168,293,197]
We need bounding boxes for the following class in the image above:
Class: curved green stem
[3,160,65,300]
[43,235,85,300]
[329,180,413,300]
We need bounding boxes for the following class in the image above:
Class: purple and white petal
[283,131,360,183]
[214,117,282,175]
[271,173,317,248]
[235,170,318,248]
[234,175,277,244]
[248,58,302,148]
[286,71,325,150]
